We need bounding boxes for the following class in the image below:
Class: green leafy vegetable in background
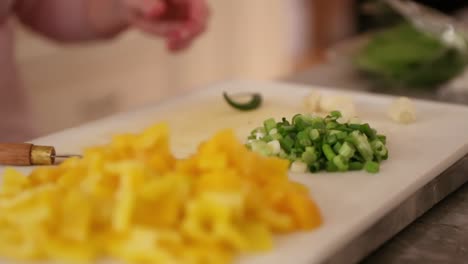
[355,23,467,89]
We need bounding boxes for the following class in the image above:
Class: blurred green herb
[354,23,467,89]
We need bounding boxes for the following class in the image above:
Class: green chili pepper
[223,92,262,111]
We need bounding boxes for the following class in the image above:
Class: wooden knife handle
[0,143,33,165]
[0,143,55,166]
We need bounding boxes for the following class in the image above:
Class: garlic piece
[388,97,416,124]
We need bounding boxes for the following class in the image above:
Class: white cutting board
[2,80,468,264]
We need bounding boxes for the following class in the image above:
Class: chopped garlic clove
[388,97,416,124]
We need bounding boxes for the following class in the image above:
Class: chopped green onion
[322,144,336,161]
[292,114,308,130]
[270,133,283,140]
[291,113,303,124]
[310,118,325,129]
[290,160,308,173]
[309,162,321,173]
[335,124,353,132]
[359,123,377,140]
[371,139,388,157]
[250,127,266,140]
[264,118,277,133]
[288,152,298,162]
[349,161,364,171]
[326,122,338,130]
[250,141,271,156]
[348,131,374,162]
[302,147,317,165]
[278,149,288,159]
[365,161,380,173]
[339,142,356,159]
[382,152,389,160]
[278,125,295,134]
[309,129,320,141]
[377,134,387,145]
[279,136,294,152]
[251,126,265,135]
[269,128,278,135]
[333,155,349,171]
[246,111,388,174]
[351,154,365,163]
[336,131,348,140]
[326,161,339,172]
[330,111,342,119]
[327,131,340,145]
[297,131,312,147]
[333,142,342,154]
[267,140,281,155]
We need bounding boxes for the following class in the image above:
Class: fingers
[167,30,192,51]
[127,0,210,52]
[187,0,209,35]
[125,0,166,19]
[134,19,191,52]
[131,18,181,37]
[166,0,209,51]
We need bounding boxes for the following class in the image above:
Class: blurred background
[12,0,468,137]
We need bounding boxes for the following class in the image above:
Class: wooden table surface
[287,61,468,263]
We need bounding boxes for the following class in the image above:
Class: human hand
[122,0,209,52]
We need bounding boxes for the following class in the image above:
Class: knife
[0,143,81,166]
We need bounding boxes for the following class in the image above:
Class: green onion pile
[246,111,388,174]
